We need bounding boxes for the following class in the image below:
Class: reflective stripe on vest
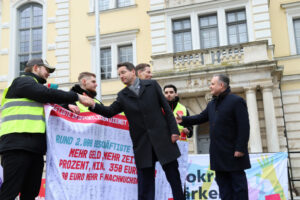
[119,112,125,116]
[173,103,187,141]
[0,77,45,136]
[76,98,100,113]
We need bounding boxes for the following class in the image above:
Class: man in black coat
[176,74,251,200]
[0,58,94,200]
[89,62,185,200]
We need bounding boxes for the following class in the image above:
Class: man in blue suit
[176,74,251,200]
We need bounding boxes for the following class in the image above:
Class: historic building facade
[148,0,300,195]
[0,0,152,104]
[1,0,300,196]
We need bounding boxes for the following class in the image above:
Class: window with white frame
[88,30,137,79]
[97,0,133,11]
[226,9,248,45]
[118,45,133,63]
[172,18,192,52]
[117,0,131,8]
[100,48,112,79]
[99,0,110,11]
[199,14,219,49]
[283,3,300,55]
[294,18,300,54]
[18,3,43,74]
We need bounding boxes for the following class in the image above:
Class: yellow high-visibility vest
[173,102,188,141]
[0,77,45,136]
[76,99,101,113]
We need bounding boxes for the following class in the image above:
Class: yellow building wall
[69,1,93,83]
[0,0,151,99]
[278,58,300,75]
[69,0,151,96]
[269,0,295,57]
[0,0,11,77]
[46,1,58,69]
[270,0,300,78]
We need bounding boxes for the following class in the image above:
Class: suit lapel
[139,80,153,96]
[123,87,138,98]
[122,80,150,98]
[139,83,146,96]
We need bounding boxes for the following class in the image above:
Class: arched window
[18,3,43,74]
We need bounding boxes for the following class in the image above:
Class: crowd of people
[0,58,250,200]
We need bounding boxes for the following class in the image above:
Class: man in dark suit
[176,74,251,200]
[89,62,185,200]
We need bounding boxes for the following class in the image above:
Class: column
[262,85,280,152]
[245,87,262,152]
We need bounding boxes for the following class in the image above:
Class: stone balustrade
[151,40,270,73]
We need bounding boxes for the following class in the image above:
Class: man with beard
[163,84,193,140]
[0,58,93,200]
[64,72,102,113]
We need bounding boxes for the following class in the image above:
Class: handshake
[68,94,96,114]
[78,94,95,107]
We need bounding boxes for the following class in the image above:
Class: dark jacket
[0,72,78,155]
[71,84,97,99]
[181,87,251,171]
[167,96,193,138]
[90,79,181,168]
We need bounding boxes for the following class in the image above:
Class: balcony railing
[151,40,271,73]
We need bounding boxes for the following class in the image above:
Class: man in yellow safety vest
[163,84,193,141]
[0,58,94,200]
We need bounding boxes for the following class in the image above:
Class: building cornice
[87,29,139,42]
[102,94,118,101]
[87,4,137,16]
[275,54,300,61]
[281,2,300,9]
[281,74,300,82]
[147,0,247,15]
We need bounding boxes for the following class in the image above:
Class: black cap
[26,58,55,73]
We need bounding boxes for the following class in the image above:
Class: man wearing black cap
[0,58,94,200]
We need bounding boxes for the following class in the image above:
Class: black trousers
[215,170,249,200]
[0,150,44,200]
[137,160,185,200]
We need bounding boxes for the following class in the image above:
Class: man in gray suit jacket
[89,62,185,200]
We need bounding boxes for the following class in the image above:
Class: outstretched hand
[234,151,245,157]
[171,134,179,143]
[176,112,183,124]
[78,94,95,107]
[68,104,80,114]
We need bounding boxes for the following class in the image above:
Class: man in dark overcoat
[89,62,185,200]
[176,74,251,200]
